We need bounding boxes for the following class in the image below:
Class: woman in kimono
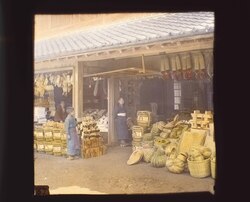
[115,97,131,147]
[64,107,80,160]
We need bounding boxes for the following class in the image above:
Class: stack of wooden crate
[190,110,213,129]
[35,127,45,153]
[81,116,107,159]
[82,136,106,158]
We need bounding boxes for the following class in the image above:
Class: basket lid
[127,150,143,165]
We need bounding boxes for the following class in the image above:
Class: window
[174,80,181,110]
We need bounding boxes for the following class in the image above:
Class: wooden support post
[107,77,119,145]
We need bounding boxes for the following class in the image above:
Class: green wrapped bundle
[143,133,153,141]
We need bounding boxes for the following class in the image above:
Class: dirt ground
[34,146,215,195]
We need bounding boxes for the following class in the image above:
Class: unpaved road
[34,146,214,194]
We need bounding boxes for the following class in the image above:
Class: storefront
[34,12,214,160]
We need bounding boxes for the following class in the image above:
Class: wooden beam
[83,67,138,77]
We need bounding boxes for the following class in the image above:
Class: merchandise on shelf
[78,115,106,158]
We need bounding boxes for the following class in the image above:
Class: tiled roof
[35,12,214,61]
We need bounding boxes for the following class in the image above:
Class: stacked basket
[44,128,54,155]
[52,128,62,156]
[187,146,212,178]
[210,153,216,179]
[137,111,152,130]
[35,127,45,153]
[132,126,144,151]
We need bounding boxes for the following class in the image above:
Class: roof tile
[35,12,214,61]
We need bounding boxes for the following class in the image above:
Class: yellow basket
[53,129,62,140]
[137,111,152,127]
[37,144,45,152]
[61,133,67,141]
[35,130,44,140]
[44,130,53,141]
[44,143,54,152]
[211,159,216,179]
[132,126,144,138]
[34,142,37,151]
[187,158,211,178]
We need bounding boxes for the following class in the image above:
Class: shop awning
[35,12,214,62]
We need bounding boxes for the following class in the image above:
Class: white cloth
[117,113,126,117]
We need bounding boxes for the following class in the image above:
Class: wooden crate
[82,145,105,158]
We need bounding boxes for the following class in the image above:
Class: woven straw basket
[187,158,211,178]
[211,160,216,179]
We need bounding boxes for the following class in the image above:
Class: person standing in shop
[64,107,81,160]
[115,97,131,147]
[54,100,67,122]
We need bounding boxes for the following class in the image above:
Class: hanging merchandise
[93,79,99,97]
[119,80,122,92]
[102,78,107,96]
[160,54,171,80]
[62,77,68,96]
[55,75,62,88]
[170,55,177,80]
[203,50,213,80]
[175,55,182,80]
[192,51,206,80]
[181,53,193,80]
[197,52,206,80]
